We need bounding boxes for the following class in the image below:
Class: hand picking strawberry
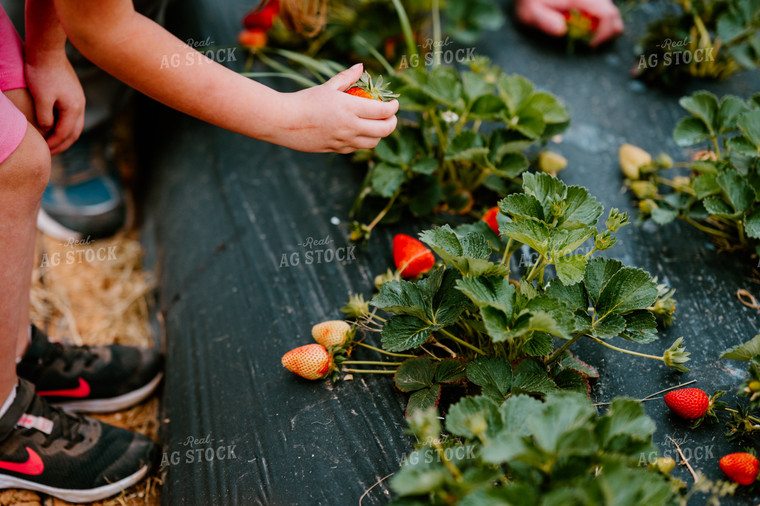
[515,0,623,47]
[345,72,399,102]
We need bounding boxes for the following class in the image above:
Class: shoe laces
[22,397,86,450]
[41,341,99,372]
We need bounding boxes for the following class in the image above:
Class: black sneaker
[0,379,158,503]
[17,326,163,413]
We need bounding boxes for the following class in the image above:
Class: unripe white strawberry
[312,320,352,348]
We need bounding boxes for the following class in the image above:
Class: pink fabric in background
[0,5,28,163]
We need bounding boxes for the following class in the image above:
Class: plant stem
[366,189,401,233]
[682,216,735,240]
[723,407,760,425]
[439,329,485,355]
[343,369,397,374]
[432,438,463,481]
[588,335,664,362]
[432,0,442,54]
[355,341,416,358]
[546,333,584,365]
[390,0,418,58]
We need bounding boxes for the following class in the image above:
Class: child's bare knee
[0,125,51,199]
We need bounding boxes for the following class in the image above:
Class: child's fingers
[355,115,398,140]
[354,99,400,120]
[590,13,624,47]
[325,63,364,92]
[47,104,84,154]
[349,136,386,151]
[34,100,56,134]
[526,3,568,37]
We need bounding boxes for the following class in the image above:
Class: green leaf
[545,278,588,313]
[555,351,599,378]
[598,397,656,447]
[525,92,569,124]
[492,153,529,178]
[650,206,678,225]
[411,157,437,175]
[406,385,442,417]
[703,196,735,217]
[435,359,467,383]
[594,263,658,321]
[552,368,590,395]
[592,313,626,339]
[395,358,436,392]
[497,74,534,115]
[375,130,418,167]
[420,225,509,277]
[467,357,513,402]
[673,117,712,147]
[512,359,558,396]
[523,331,554,357]
[745,207,760,239]
[408,175,442,217]
[445,131,489,162]
[693,174,720,199]
[469,94,507,120]
[721,334,760,361]
[500,220,551,257]
[389,454,446,495]
[728,135,760,156]
[423,66,463,108]
[498,193,544,220]
[717,168,755,213]
[737,110,760,148]
[522,172,567,213]
[555,255,588,286]
[528,392,595,453]
[371,162,406,198]
[381,315,435,352]
[461,70,493,102]
[717,95,749,132]
[446,395,501,439]
[619,310,658,344]
[679,91,718,131]
[559,186,603,228]
[583,257,624,307]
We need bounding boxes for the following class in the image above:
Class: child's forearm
[25,0,67,63]
[52,0,292,145]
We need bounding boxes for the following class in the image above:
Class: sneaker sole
[53,373,163,413]
[37,208,84,242]
[0,464,148,503]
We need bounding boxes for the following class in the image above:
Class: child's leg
[0,89,51,405]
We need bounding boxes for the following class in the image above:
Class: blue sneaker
[38,129,126,240]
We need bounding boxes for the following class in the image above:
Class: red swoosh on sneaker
[0,447,44,475]
[37,377,91,398]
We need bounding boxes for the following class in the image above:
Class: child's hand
[515,0,623,47]
[24,55,85,154]
[275,64,399,153]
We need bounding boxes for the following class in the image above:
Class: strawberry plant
[621,91,760,255]
[629,0,760,87]
[264,0,504,69]
[348,57,570,241]
[387,393,687,504]
[338,173,685,415]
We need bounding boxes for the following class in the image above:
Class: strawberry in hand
[345,72,399,102]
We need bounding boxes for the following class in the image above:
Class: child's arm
[52,0,398,153]
[24,0,85,153]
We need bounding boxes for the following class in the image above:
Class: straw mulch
[0,230,162,506]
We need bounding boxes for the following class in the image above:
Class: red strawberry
[663,388,709,420]
[345,72,398,102]
[562,9,600,40]
[482,206,500,235]
[346,87,375,100]
[393,234,435,278]
[281,344,333,380]
[243,0,280,30]
[312,320,352,348]
[719,453,759,485]
[238,29,268,49]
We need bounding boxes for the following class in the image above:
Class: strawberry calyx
[345,72,399,102]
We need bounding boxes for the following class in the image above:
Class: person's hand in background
[515,0,624,47]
